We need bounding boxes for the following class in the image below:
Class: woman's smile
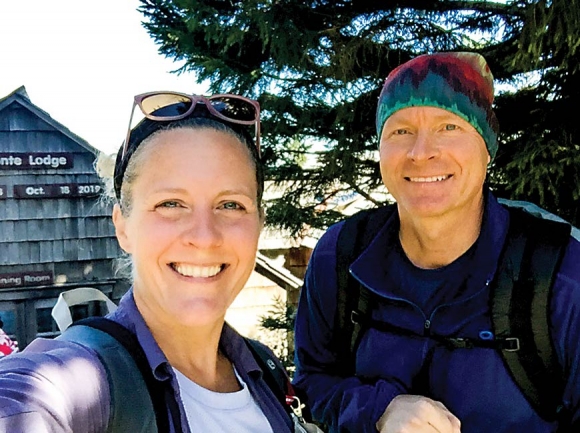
[170,262,225,279]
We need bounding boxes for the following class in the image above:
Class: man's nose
[407,131,440,162]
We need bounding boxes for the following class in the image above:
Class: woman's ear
[112,204,132,254]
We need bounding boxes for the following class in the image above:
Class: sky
[1,0,208,155]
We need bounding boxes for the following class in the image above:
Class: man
[293,52,580,432]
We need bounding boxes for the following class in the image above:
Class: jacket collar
[350,188,510,299]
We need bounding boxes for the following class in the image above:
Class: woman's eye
[157,201,181,209]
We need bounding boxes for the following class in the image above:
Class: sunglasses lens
[209,96,257,122]
[140,93,193,118]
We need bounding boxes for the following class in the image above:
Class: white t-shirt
[173,367,274,433]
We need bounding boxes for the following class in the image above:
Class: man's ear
[112,204,132,254]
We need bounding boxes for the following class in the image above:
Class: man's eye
[444,124,459,131]
[393,129,409,135]
[221,201,244,211]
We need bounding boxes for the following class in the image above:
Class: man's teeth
[408,175,449,182]
[173,264,222,278]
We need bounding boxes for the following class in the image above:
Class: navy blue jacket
[293,193,580,432]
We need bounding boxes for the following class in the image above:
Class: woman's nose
[181,211,223,248]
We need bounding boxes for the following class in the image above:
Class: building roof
[0,86,100,156]
[255,252,303,290]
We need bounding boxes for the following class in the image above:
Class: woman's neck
[135,295,239,392]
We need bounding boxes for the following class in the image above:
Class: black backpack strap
[245,337,314,421]
[492,207,571,422]
[334,204,397,374]
[61,317,182,432]
[245,337,319,428]
[349,285,378,353]
[349,312,522,351]
[244,337,290,406]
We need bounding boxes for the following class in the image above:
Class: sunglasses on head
[121,91,261,160]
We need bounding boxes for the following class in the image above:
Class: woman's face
[113,127,263,329]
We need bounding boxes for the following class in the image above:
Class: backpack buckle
[445,337,474,349]
[288,395,306,420]
[350,310,361,325]
[503,337,520,352]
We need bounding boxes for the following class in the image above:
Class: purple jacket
[0,290,293,433]
[293,193,580,432]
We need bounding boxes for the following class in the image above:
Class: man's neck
[398,198,485,269]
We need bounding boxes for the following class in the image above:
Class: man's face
[379,106,491,221]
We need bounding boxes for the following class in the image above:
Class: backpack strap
[245,337,321,431]
[59,317,183,433]
[245,337,310,419]
[492,207,571,422]
[334,204,397,374]
[244,337,291,407]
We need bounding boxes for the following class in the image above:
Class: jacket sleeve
[293,223,405,433]
[551,235,580,427]
[0,338,110,433]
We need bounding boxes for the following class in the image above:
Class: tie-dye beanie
[376,52,500,159]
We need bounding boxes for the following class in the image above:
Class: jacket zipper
[424,319,431,336]
[351,270,493,337]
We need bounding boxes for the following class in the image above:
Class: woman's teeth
[172,264,223,278]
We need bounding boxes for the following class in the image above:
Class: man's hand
[376,395,461,433]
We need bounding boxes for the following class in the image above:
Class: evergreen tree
[490,0,580,224]
[139,0,580,234]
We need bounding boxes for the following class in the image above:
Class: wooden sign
[0,271,54,289]
[0,153,74,170]
[13,183,102,199]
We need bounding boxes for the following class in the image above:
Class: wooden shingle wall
[0,87,125,299]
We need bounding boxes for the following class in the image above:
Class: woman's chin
[170,302,225,328]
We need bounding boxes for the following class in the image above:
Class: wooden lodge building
[0,86,127,347]
[0,86,303,350]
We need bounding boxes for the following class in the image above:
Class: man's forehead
[387,106,468,123]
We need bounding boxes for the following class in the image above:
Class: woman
[0,91,294,432]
